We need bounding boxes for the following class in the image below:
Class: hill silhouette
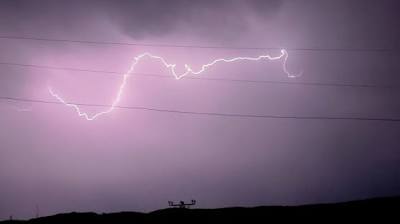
[1,196,399,223]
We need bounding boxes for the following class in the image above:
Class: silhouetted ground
[1,196,399,223]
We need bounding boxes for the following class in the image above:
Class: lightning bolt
[49,49,299,121]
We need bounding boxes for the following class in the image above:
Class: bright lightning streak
[49,49,299,121]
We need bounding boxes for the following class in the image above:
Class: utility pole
[36,204,40,218]
[168,200,197,209]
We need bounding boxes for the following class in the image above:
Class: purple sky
[1,0,400,219]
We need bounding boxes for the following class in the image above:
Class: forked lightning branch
[49,49,299,121]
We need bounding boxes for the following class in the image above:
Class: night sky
[1,0,400,220]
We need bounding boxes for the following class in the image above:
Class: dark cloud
[0,0,283,40]
[105,0,283,39]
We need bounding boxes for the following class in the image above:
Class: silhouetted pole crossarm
[168,200,197,208]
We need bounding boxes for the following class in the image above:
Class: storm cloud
[1,0,400,220]
[0,0,283,40]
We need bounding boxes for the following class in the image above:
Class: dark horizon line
[2,195,399,222]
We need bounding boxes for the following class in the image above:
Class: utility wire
[0,62,395,89]
[1,36,398,121]
[1,95,400,122]
[0,35,396,52]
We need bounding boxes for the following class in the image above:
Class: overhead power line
[0,35,396,52]
[1,95,400,122]
[0,61,395,89]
